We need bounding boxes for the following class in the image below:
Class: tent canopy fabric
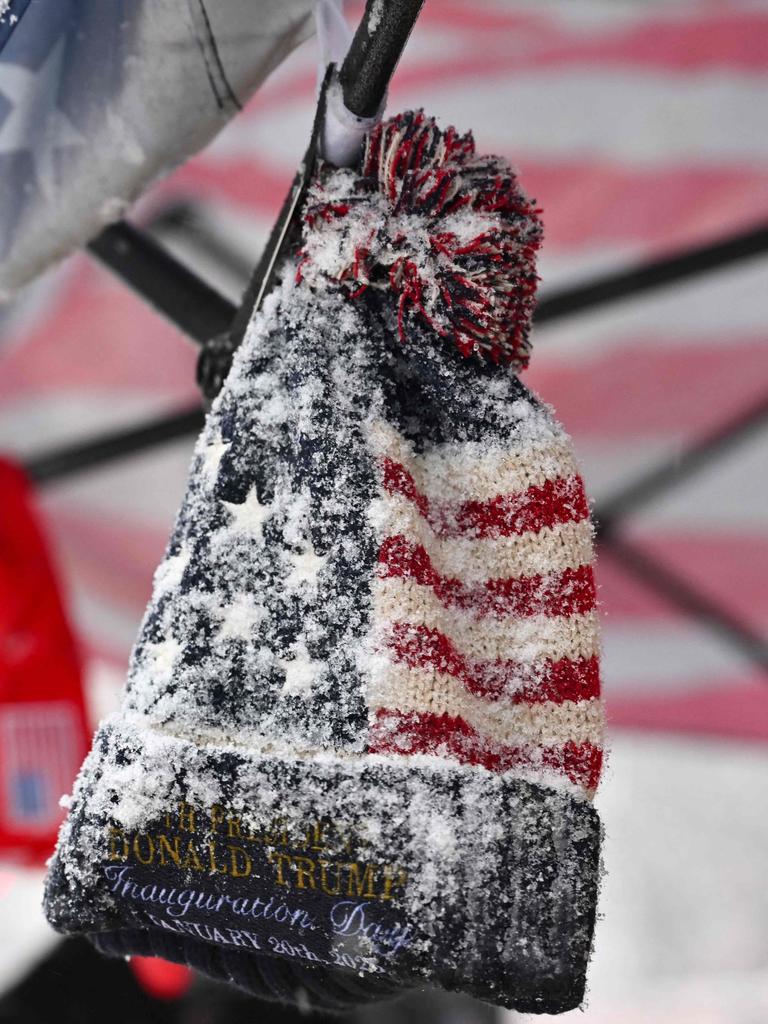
[0,0,313,299]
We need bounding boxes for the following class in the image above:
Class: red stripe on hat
[378,535,596,617]
[368,709,603,790]
[387,622,601,705]
[381,458,590,538]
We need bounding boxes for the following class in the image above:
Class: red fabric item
[0,458,89,864]
[129,957,193,1001]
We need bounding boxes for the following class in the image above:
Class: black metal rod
[26,406,205,485]
[227,64,335,354]
[536,221,768,324]
[339,0,425,117]
[601,535,768,674]
[30,413,768,677]
[88,222,236,344]
[150,201,255,282]
[86,216,768,357]
[596,394,768,536]
[39,216,768,481]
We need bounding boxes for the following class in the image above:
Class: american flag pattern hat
[45,112,603,1015]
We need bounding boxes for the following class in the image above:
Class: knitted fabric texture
[44,112,603,1015]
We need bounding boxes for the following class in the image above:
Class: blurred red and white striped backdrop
[1,0,766,741]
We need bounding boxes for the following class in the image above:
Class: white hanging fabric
[314,0,384,167]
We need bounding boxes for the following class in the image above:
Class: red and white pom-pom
[298,110,543,368]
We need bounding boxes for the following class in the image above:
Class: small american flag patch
[0,702,80,832]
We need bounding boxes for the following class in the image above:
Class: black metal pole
[87,217,768,356]
[339,0,425,117]
[224,1,426,362]
[535,221,768,324]
[596,394,768,537]
[601,535,768,673]
[25,406,205,485]
[88,221,236,344]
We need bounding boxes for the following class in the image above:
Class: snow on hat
[44,111,603,1015]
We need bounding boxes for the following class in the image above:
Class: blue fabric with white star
[0,0,127,262]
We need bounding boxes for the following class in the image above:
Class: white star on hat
[284,541,327,591]
[216,592,265,642]
[222,485,270,537]
[279,642,324,698]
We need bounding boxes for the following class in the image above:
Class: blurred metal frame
[25,215,768,675]
[20,0,768,681]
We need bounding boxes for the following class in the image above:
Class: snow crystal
[279,641,323,697]
[367,0,384,34]
[215,592,265,642]
[98,197,130,223]
[220,486,269,537]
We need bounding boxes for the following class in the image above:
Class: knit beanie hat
[44,112,604,1015]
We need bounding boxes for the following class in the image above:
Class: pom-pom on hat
[45,111,603,1015]
[299,110,543,366]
